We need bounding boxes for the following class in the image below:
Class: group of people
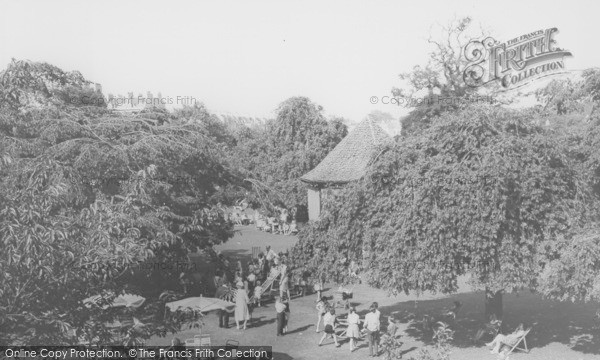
[214,246,306,331]
[315,300,400,357]
[255,207,298,235]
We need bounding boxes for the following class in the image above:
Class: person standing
[279,269,291,300]
[315,297,328,333]
[215,283,231,328]
[234,282,250,330]
[275,296,287,336]
[364,304,381,357]
[346,307,361,352]
[283,296,291,334]
[313,274,324,302]
[257,253,267,282]
[265,245,279,262]
[253,280,263,307]
[373,302,381,320]
[318,308,340,347]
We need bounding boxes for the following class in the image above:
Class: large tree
[0,61,234,345]
[230,96,347,214]
[291,104,594,320]
[394,17,498,135]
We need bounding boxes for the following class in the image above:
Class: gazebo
[300,117,392,220]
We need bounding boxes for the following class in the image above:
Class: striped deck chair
[500,327,531,357]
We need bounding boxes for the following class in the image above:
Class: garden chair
[224,340,239,360]
[197,333,211,347]
[500,327,531,358]
[185,337,201,347]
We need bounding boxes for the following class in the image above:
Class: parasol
[165,296,235,313]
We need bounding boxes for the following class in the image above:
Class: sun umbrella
[165,296,235,313]
[83,293,146,309]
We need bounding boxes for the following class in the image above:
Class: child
[318,308,340,347]
[346,307,361,352]
[314,275,324,302]
[315,297,328,333]
[275,296,286,336]
[253,280,263,307]
[283,296,291,334]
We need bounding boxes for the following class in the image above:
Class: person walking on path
[364,303,381,357]
[275,296,287,336]
[346,307,361,352]
[234,282,250,330]
[319,308,341,347]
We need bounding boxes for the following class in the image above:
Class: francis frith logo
[463,28,572,89]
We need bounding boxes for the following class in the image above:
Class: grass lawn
[148,225,600,360]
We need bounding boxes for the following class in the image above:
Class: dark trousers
[367,330,379,356]
[276,312,285,335]
[218,309,230,328]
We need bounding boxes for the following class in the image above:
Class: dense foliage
[229,96,347,214]
[291,104,598,312]
[0,60,235,344]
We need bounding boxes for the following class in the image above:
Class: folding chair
[185,338,200,347]
[199,334,211,347]
[224,340,239,360]
[501,328,531,357]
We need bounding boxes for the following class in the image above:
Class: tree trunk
[484,288,503,321]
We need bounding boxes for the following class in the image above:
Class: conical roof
[300,117,392,186]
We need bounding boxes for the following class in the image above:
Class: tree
[291,104,592,320]
[0,61,235,344]
[393,17,496,135]
[538,225,600,303]
[230,97,347,213]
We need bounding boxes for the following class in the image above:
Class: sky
[1,0,599,122]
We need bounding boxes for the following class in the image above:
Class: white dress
[346,312,361,338]
[234,289,250,322]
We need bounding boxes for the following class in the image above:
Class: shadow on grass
[286,324,312,335]
[249,315,277,328]
[375,290,600,355]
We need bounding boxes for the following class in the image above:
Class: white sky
[1,0,599,121]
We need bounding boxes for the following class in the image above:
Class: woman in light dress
[234,282,250,330]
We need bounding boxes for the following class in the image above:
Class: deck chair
[198,334,210,347]
[500,328,531,357]
[185,337,200,347]
[224,340,239,360]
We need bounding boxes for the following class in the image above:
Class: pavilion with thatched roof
[300,116,392,220]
